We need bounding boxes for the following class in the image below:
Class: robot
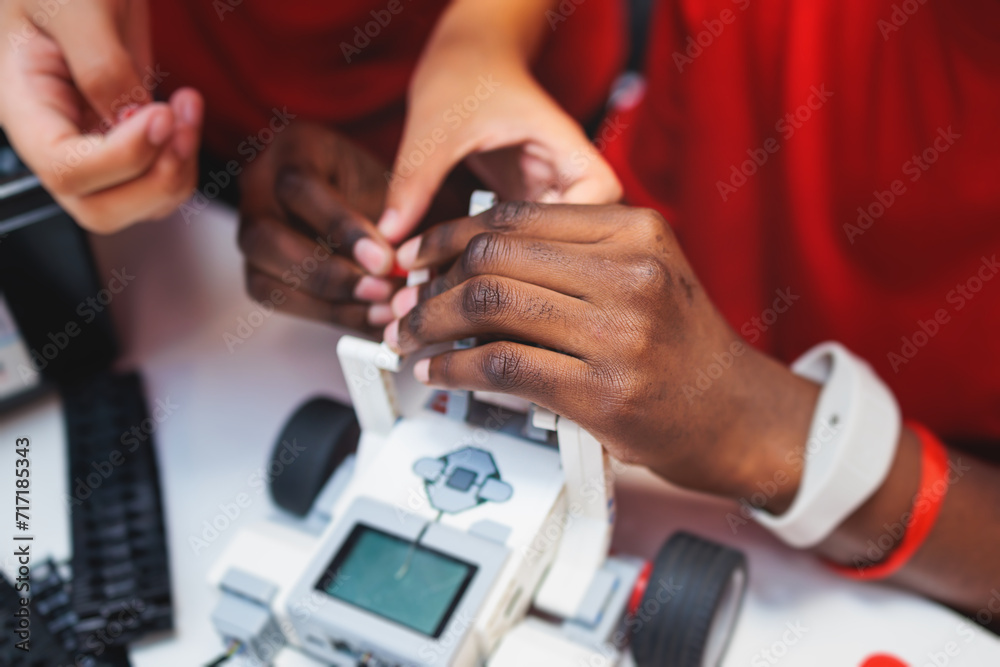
[208,194,748,667]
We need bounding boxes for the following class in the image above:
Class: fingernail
[377,208,402,238]
[367,303,394,326]
[396,236,421,270]
[391,285,419,319]
[354,237,390,275]
[413,358,430,384]
[354,275,394,302]
[147,111,172,146]
[178,95,198,125]
[383,319,400,351]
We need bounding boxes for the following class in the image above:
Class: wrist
[410,35,532,108]
[425,0,550,68]
[724,350,818,515]
[818,425,922,563]
[744,342,903,549]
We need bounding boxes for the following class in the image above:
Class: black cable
[204,640,241,667]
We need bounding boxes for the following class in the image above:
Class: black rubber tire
[268,396,359,516]
[631,532,748,667]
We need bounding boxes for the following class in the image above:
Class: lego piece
[336,337,400,436]
[220,569,279,606]
[534,418,613,619]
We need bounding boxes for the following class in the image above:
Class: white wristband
[751,342,901,548]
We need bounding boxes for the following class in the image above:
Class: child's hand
[0,0,203,233]
[384,202,818,508]
[238,122,400,332]
[378,37,621,245]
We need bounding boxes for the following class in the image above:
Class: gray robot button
[446,467,477,492]
[414,457,445,481]
[479,478,513,503]
[456,448,498,476]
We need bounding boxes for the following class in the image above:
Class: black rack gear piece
[61,371,174,652]
[0,564,76,666]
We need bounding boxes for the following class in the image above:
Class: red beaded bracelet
[827,420,950,580]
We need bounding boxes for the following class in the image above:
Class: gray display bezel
[315,523,477,638]
[288,497,508,666]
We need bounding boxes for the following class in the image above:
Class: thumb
[559,159,623,205]
[45,4,150,122]
[379,127,464,245]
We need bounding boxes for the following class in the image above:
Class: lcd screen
[315,524,477,638]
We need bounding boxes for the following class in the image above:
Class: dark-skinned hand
[237,121,399,332]
[382,202,819,508]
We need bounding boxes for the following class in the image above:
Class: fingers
[384,275,591,357]
[237,216,395,303]
[396,202,630,270]
[275,169,394,276]
[58,103,173,194]
[9,93,198,232]
[378,125,464,246]
[245,267,379,331]
[66,135,196,233]
[167,87,203,161]
[412,341,588,411]
[559,158,623,205]
[4,75,176,195]
[45,3,150,121]
[394,234,600,317]
[235,124,396,326]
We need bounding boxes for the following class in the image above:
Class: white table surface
[1,204,998,667]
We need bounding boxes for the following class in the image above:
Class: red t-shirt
[605,0,1000,440]
[150,0,625,164]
